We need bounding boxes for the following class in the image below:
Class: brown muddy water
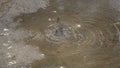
[0,0,120,68]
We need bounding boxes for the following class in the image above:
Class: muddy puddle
[0,0,120,68]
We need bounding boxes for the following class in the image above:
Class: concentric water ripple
[44,16,118,47]
[45,18,81,45]
[0,0,120,68]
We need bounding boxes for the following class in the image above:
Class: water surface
[0,0,120,68]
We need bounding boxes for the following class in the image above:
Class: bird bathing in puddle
[45,17,81,45]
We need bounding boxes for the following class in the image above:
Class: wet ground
[0,0,120,68]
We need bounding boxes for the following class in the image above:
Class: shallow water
[0,0,120,68]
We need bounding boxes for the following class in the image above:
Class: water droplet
[7,46,13,49]
[3,28,9,31]
[60,66,65,68]
[8,60,16,66]
[52,10,57,13]
[48,18,52,21]
[3,43,9,46]
[77,24,81,28]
